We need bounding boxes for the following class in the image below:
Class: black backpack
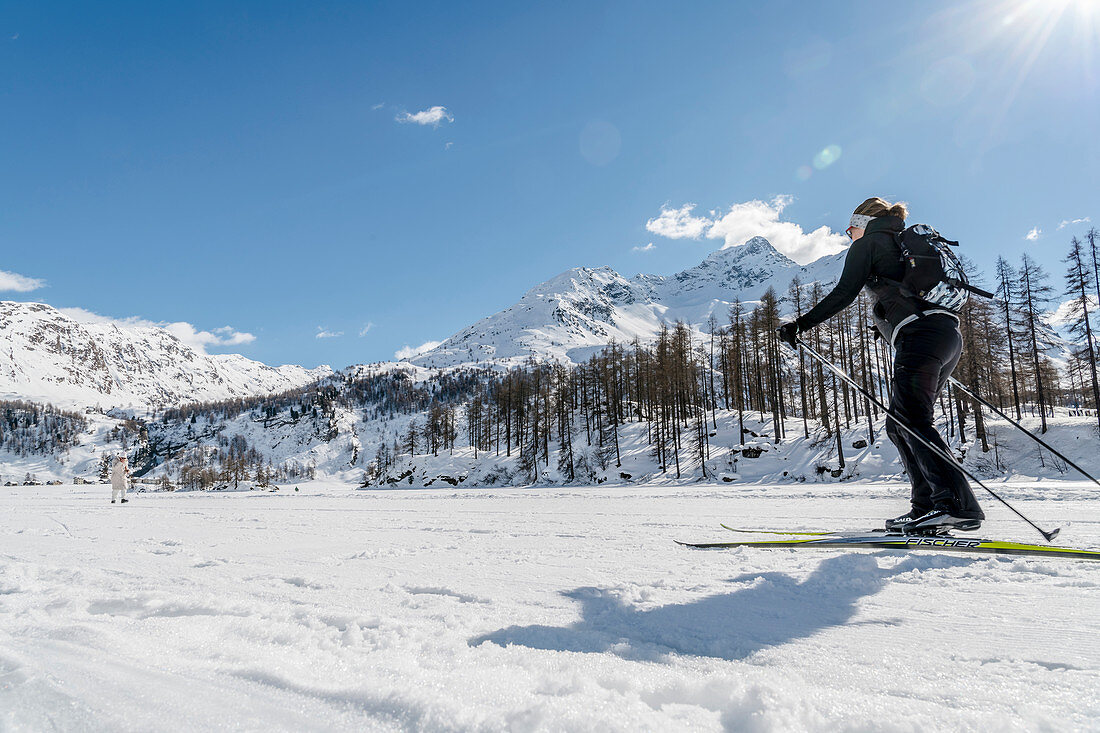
[893,224,992,311]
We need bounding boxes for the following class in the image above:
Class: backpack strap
[868,275,927,318]
[948,278,994,299]
[891,231,914,265]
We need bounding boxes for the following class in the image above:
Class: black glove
[777,321,800,349]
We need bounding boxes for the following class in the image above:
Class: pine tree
[1063,235,1100,432]
[787,277,811,439]
[996,256,1024,419]
[1018,253,1055,433]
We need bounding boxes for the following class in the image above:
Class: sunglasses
[845,226,856,239]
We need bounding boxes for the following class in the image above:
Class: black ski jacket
[795,216,956,343]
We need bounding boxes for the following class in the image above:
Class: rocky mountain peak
[0,301,330,409]
[410,238,848,368]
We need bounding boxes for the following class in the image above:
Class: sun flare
[927,0,1100,150]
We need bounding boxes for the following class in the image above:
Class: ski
[721,524,838,536]
[677,534,1100,560]
[721,525,926,538]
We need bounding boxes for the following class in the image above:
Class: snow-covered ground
[2,480,1099,731]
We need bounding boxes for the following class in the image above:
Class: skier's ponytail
[853,197,908,221]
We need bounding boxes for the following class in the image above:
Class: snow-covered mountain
[0,301,331,409]
[411,237,847,367]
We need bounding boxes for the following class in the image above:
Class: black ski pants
[885,314,984,519]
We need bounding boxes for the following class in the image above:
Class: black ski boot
[885,509,926,532]
[904,507,981,534]
[121,498,129,503]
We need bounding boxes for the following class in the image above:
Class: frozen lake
[2,480,1099,731]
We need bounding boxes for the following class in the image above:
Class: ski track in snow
[1,481,1099,732]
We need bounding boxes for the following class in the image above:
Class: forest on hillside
[0,400,88,458]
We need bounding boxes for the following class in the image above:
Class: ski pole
[794,337,1060,542]
[947,377,1100,488]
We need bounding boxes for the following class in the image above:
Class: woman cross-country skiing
[777,197,984,534]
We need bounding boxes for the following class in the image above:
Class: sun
[941,0,1100,80]
[996,0,1099,41]
[1002,0,1098,80]
[952,0,1100,129]
[904,0,1100,156]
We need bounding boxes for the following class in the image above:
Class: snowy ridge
[0,301,331,410]
[411,237,846,368]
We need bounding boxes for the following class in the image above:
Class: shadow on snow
[470,553,974,661]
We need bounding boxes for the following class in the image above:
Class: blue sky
[1,0,1097,368]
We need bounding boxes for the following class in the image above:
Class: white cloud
[0,269,45,292]
[1058,217,1091,230]
[210,326,256,345]
[645,204,711,240]
[632,243,657,253]
[164,322,256,350]
[58,307,255,353]
[646,196,847,265]
[371,102,385,111]
[707,196,847,264]
[59,307,157,329]
[396,106,453,127]
[395,340,442,360]
[358,322,375,337]
[315,327,344,340]
[1025,227,1041,241]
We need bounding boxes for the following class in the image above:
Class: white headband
[849,213,874,230]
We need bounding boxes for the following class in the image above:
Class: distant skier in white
[111,455,130,504]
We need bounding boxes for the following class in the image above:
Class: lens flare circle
[579,120,621,166]
[813,145,842,170]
